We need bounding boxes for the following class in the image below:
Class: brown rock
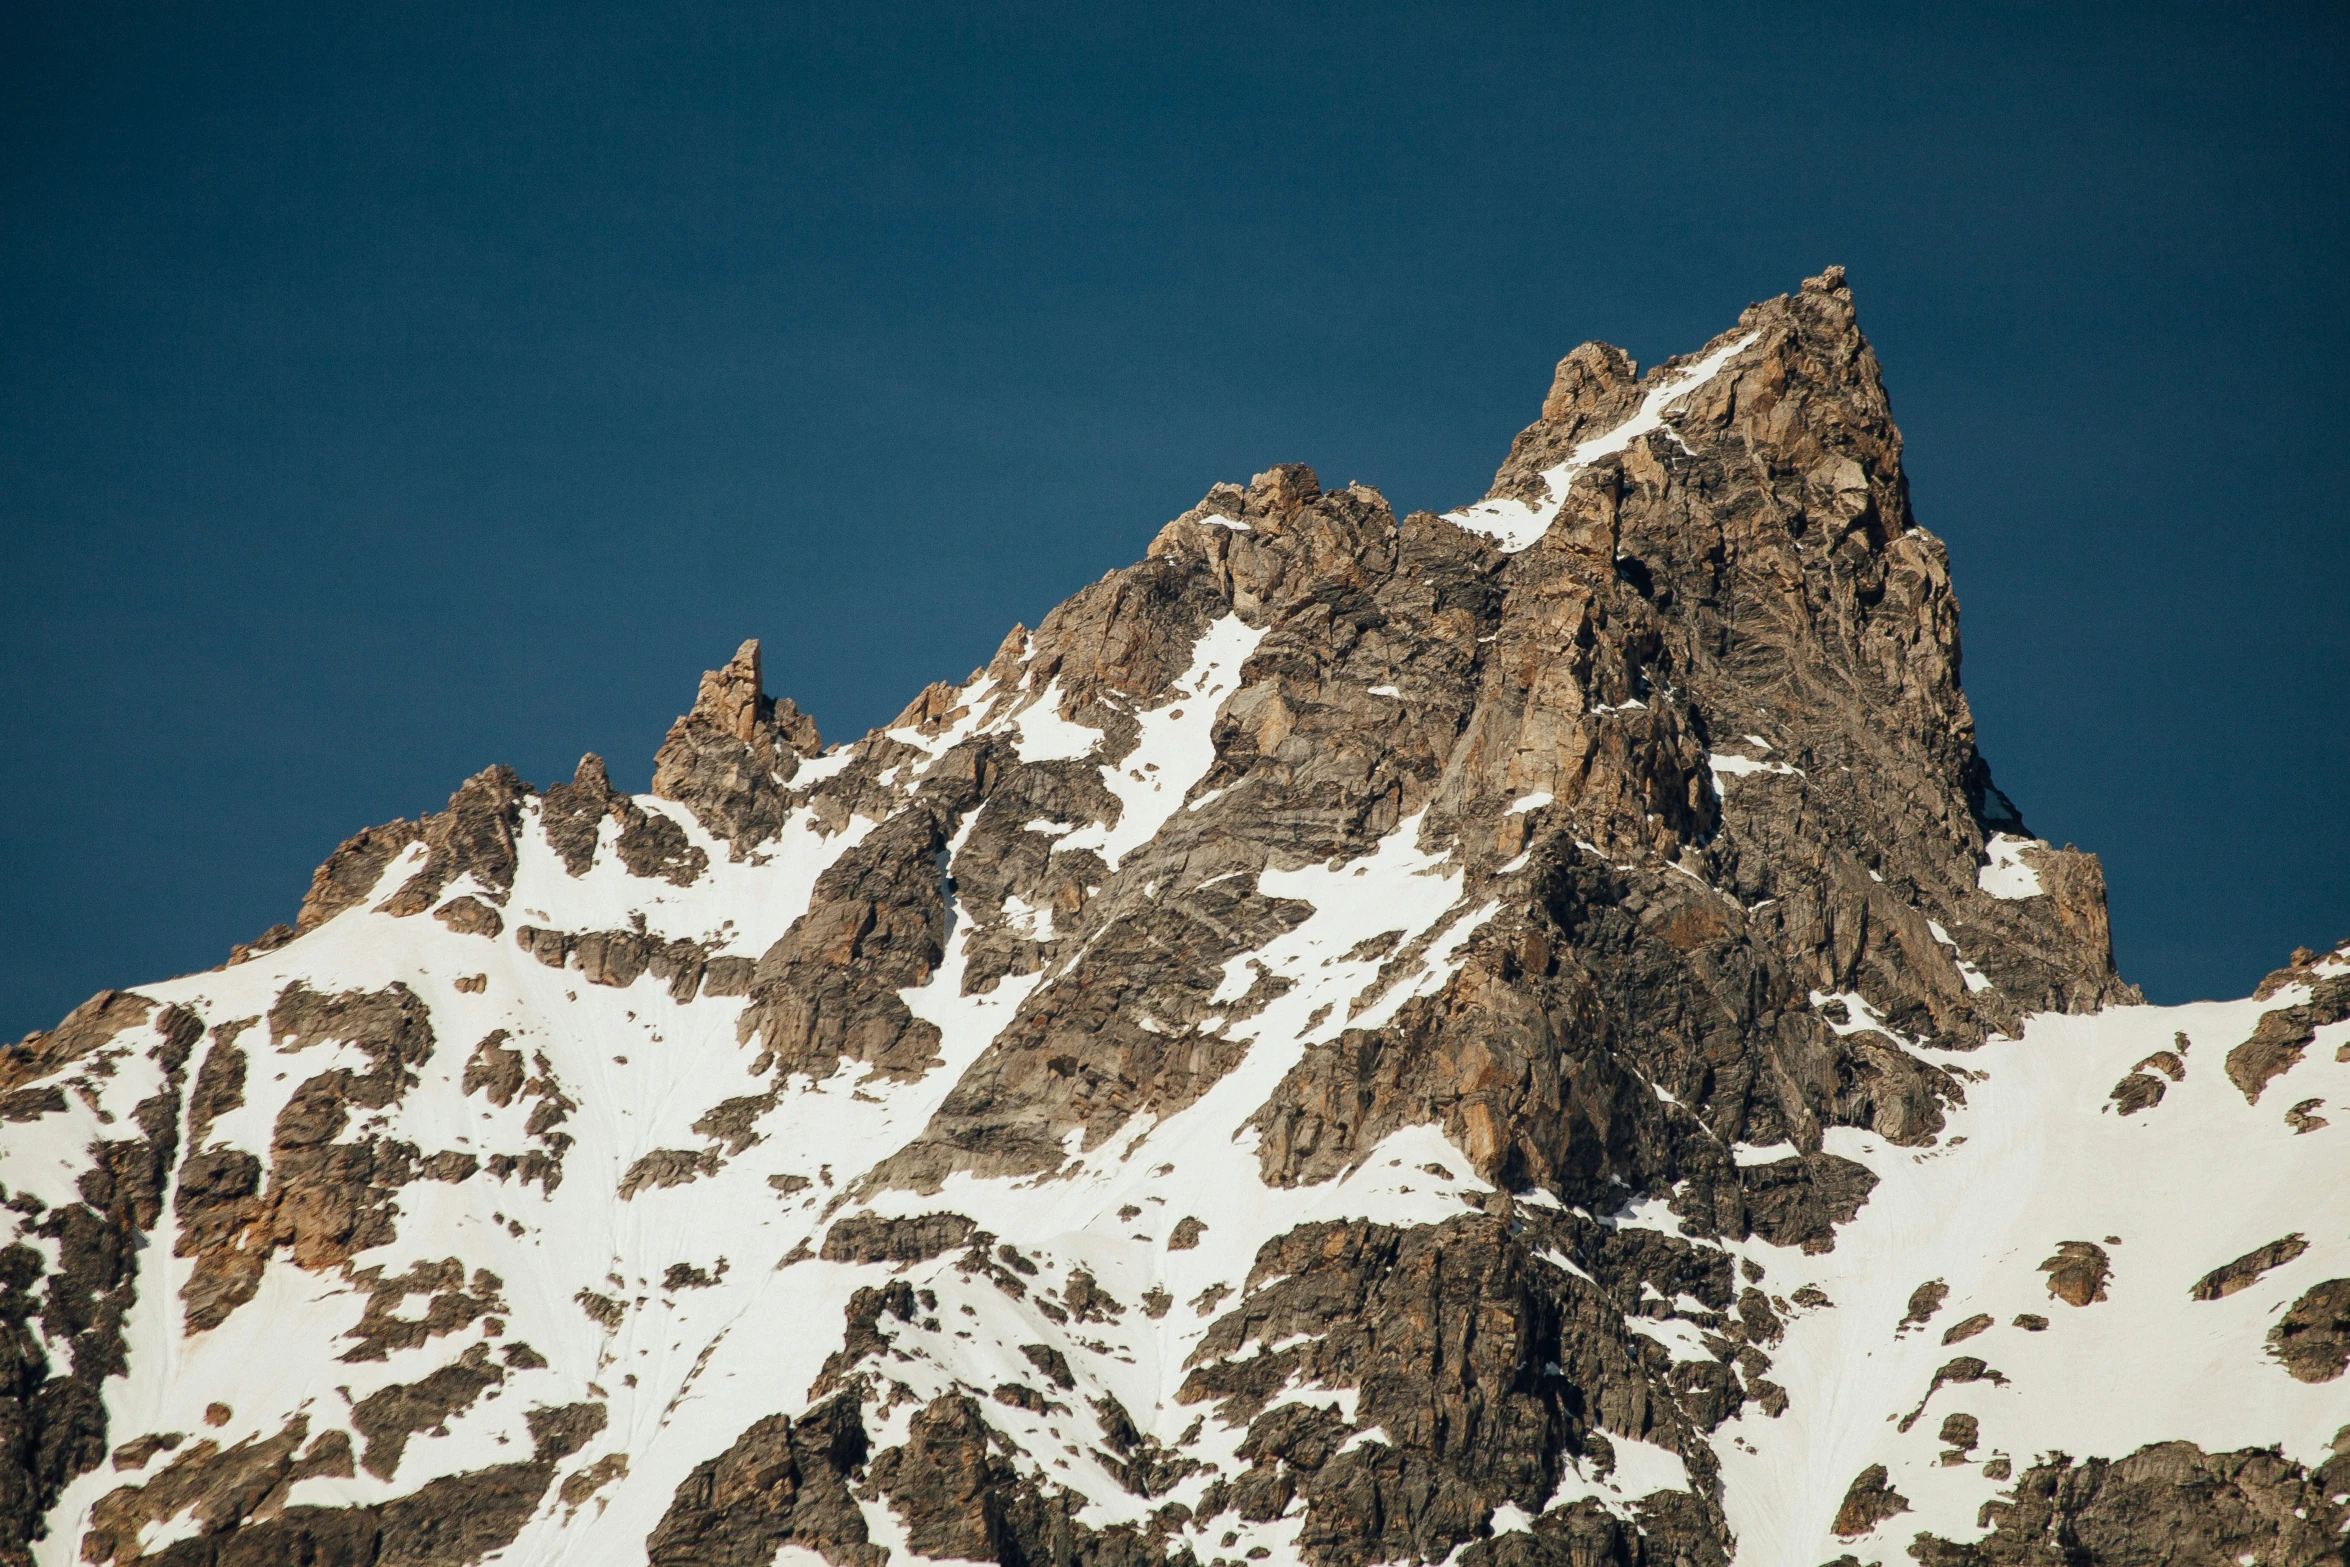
[2192,1234,2309,1301]
[2226,974,2349,1104]
[462,1031,524,1107]
[1899,1356,2009,1433]
[542,752,710,885]
[870,1394,1008,1563]
[1941,1312,1994,1346]
[1830,1463,1909,1537]
[372,766,530,918]
[80,1415,356,1565]
[738,799,969,1084]
[2107,1068,2166,1115]
[0,988,155,1093]
[1900,1278,1949,1333]
[351,1344,504,1479]
[2039,1241,2111,1307]
[647,1395,879,1567]
[1912,1439,2348,1566]
[618,1147,723,1199]
[2267,1278,2350,1382]
[433,895,504,938]
[819,1212,979,1265]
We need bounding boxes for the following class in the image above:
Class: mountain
[5,268,2345,1567]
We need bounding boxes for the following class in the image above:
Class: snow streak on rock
[1447,330,1760,552]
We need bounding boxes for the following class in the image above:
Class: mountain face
[5,268,2346,1567]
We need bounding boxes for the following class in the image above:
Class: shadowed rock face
[7,271,2332,1567]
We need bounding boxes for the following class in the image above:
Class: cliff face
[5,270,2345,1567]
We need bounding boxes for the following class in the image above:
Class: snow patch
[1709,751,1803,780]
[1979,834,2045,900]
[1047,615,1266,870]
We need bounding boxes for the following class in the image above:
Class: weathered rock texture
[3,272,2338,1567]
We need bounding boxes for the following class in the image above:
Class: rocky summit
[4,269,2345,1567]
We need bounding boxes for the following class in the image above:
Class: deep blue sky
[4,3,2344,1035]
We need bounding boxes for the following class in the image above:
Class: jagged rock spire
[708,639,767,744]
[650,637,823,854]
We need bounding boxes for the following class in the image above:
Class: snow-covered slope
[6,269,2344,1567]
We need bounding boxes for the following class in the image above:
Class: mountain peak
[4,273,2340,1567]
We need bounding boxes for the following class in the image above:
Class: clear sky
[4,2,2344,1037]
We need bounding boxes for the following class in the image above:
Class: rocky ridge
[4,270,2345,1567]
